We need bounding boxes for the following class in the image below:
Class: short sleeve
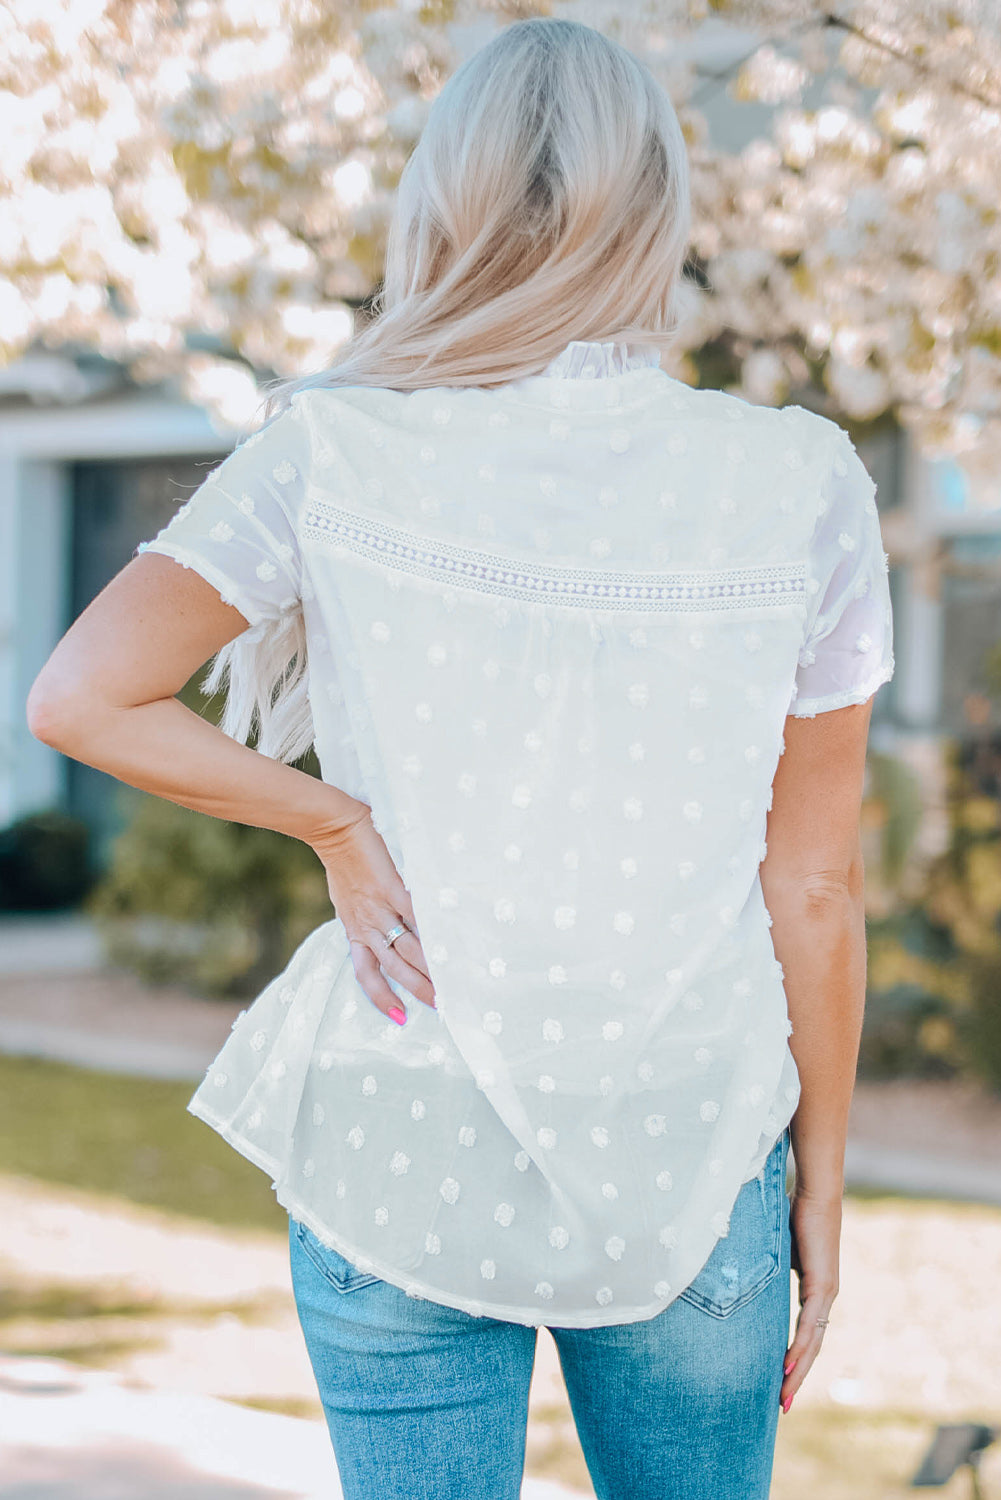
[136,399,308,627]
[788,426,895,718]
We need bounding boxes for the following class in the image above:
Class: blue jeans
[289,1126,791,1500]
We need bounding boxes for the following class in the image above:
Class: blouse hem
[187,1094,793,1332]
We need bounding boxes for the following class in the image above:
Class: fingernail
[388,1006,407,1026]
[784,1359,797,1375]
[782,1396,793,1413]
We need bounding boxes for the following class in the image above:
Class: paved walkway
[0,1356,581,1499]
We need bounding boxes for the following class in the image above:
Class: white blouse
[139,338,895,1328]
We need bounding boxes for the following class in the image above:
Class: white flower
[590,1126,611,1148]
[656,1170,673,1191]
[480,1259,496,1280]
[272,460,297,484]
[458,1126,477,1147]
[643,1114,666,1137]
[389,1151,411,1176]
[553,905,576,930]
[542,1018,564,1043]
[347,1126,365,1150]
[361,1075,377,1096]
[595,1286,614,1306]
[210,520,234,542]
[602,1020,624,1041]
[700,1099,721,1122]
[605,1236,626,1261]
[494,1202,516,1227]
[494,897,516,924]
[613,911,635,936]
[535,1281,555,1300]
[601,1182,618,1199]
[425,1232,441,1255]
[482,1010,503,1035]
[549,1226,570,1249]
[536,1127,557,1150]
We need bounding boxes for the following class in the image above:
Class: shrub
[0,810,93,911]
[88,790,333,998]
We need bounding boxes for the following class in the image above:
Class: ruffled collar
[540,339,661,379]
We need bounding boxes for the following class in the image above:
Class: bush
[88,790,333,998]
[0,810,93,911]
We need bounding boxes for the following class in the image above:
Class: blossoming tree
[1,0,998,478]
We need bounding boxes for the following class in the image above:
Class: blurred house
[3,340,1000,878]
[0,348,234,863]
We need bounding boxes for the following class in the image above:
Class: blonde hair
[208,16,692,764]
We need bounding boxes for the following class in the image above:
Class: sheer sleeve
[136,401,308,627]
[788,426,895,718]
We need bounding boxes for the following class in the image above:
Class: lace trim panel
[304,499,807,613]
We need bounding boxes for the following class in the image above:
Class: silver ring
[382,923,408,949]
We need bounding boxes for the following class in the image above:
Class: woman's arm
[758,697,875,1410]
[26,551,436,1021]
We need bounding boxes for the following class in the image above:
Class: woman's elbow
[26,671,92,753]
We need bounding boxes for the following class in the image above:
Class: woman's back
[139,337,894,1326]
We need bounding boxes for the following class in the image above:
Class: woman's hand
[309,808,437,1026]
[780,1187,841,1412]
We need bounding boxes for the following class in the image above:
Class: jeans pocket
[292,1220,383,1294]
[678,1130,789,1320]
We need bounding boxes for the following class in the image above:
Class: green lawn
[0,1053,286,1232]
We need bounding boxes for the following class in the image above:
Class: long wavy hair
[206,16,693,764]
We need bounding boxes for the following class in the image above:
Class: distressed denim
[289,1126,791,1500]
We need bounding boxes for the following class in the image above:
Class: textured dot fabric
[138,338,895,1328]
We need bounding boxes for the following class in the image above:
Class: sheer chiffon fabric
[138,338,894,1327]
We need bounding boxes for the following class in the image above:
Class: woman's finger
[367,925,437,1009]
[780,1293,835,1406]
[397,887,423,945]
[351,943,411,1024]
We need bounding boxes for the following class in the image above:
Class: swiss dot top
[139,338,895,1327]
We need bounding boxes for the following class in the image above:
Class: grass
[0,1053,286,1233]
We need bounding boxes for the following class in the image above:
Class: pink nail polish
[388,1006,407,1026]
[784,1359,796,1375]
[783,1396,793,1413]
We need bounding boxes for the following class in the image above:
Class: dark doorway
[68,453,224,865]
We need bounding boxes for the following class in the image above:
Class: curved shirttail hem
[787,658,895,719]
[276,1184,690,1331]
[136,540,269,627]
[188,1094,795,1333]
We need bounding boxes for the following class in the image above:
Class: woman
[27,17,894,1500]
